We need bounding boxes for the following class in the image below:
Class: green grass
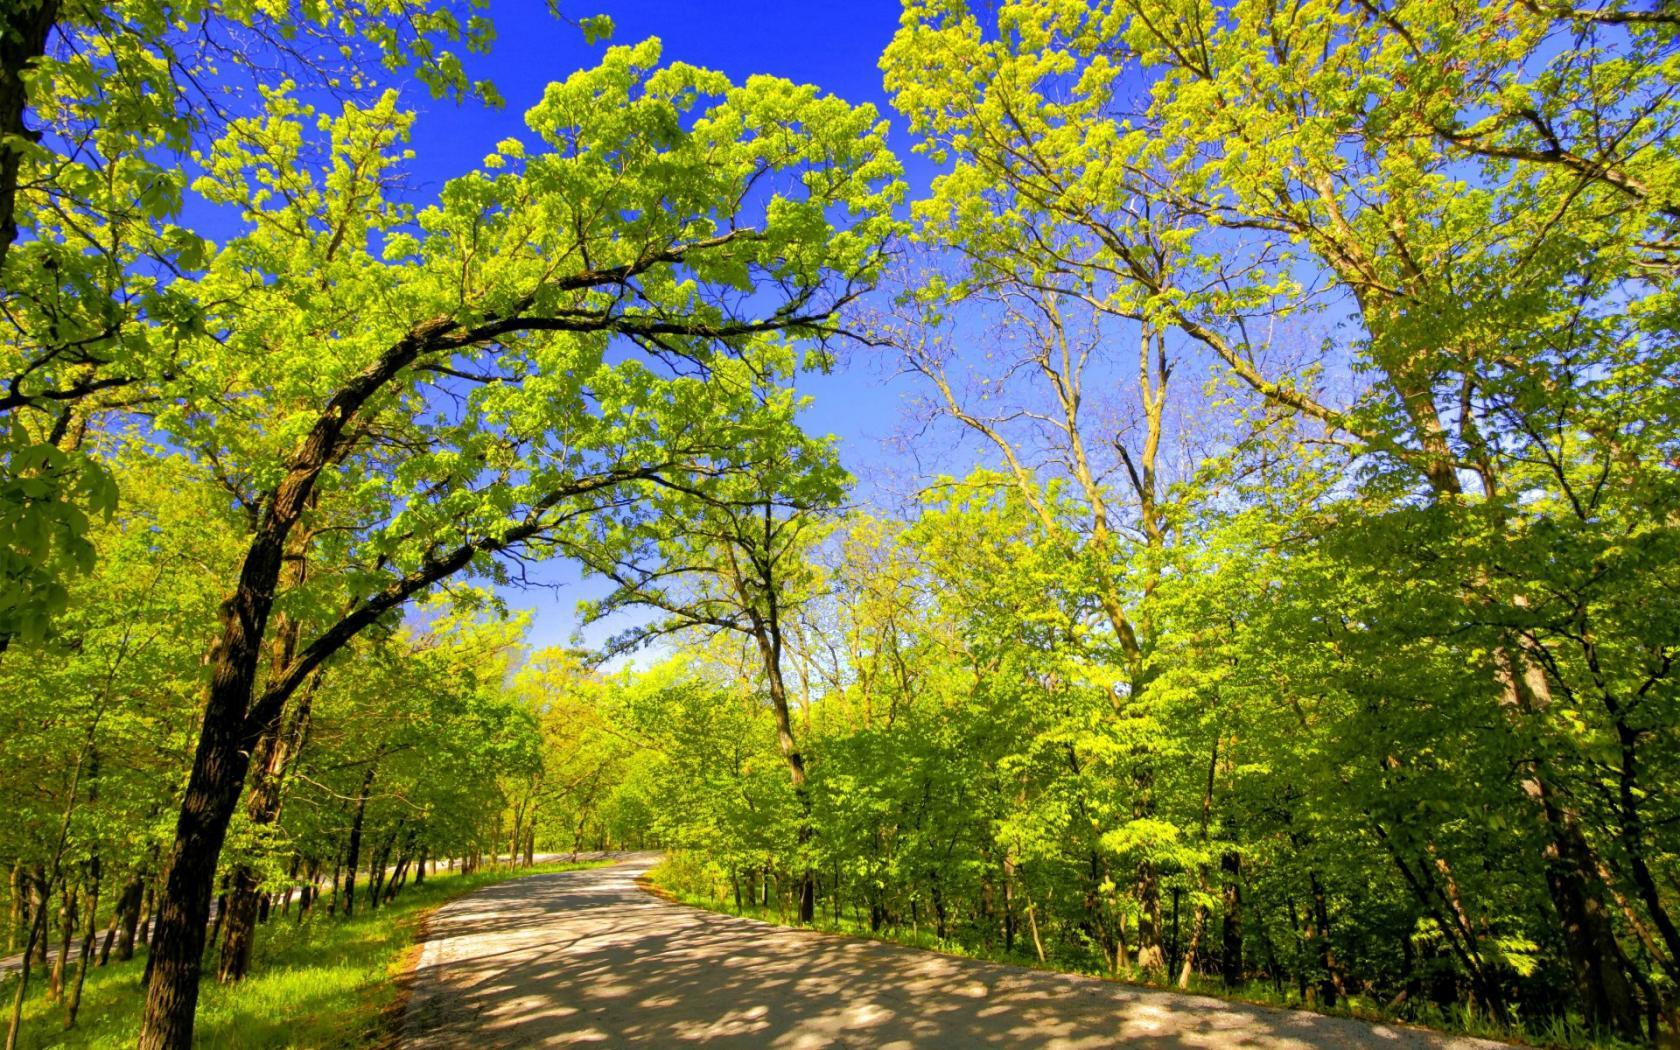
[645,861,1634,1050]
[3,859,608,1049]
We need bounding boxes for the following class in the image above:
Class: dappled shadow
[402,856,1504,1049]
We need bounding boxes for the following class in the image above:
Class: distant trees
[569,351,843,922]
[867,0,1678,1041]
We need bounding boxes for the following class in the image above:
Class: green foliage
[1,0,1675,1047]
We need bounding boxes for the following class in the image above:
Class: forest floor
[400,853,1511,1049]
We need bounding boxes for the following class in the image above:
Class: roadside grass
[3,858,608,1049]
[644,860,1632,1050]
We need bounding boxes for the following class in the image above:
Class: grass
[2,858,608,1049]
[645,860,1635,1050]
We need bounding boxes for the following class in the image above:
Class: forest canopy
[0,0,1676,1047]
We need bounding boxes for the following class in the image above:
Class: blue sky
[395,1,946,652]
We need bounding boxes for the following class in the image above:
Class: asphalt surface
[400,854,1510,1049]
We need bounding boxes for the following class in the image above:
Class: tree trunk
[65,858,99,1028]
[750,623,814,924]
[99,873,142,965]
[206,877,230,951]
[384,851,411,903]
[0,0,57,272]
[214,866,264,984]
[138,314,461,1050]
[47,884,75,1003]
[218,596,319,984]
[140,569,282,1046]
[1134,855,1164,972]
[341,768,375,919]
[1309,872,1343,1006]
[328,841,344,917]
[4,874,49,1050]
[369,825,403,911]
[29,866,45,965]
[1179,896,1208,989]
[1220,849,1243,987]
[136,880,152,947]
[5,864,19,955]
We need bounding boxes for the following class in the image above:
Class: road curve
[401,855,1506,1049]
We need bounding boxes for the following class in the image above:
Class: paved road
[401,855,1507,1049]
[0,854,599,977]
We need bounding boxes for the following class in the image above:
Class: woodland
[0,0,1676,1047]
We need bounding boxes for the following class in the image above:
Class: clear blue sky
[399,2,943,652]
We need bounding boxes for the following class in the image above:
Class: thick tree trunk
[137,599,279,1049]
[1133,857,1164,972]
[138,316,458,1050]
[215,867,263,984]
[1179,898,1208,989]
[0,0,57,272]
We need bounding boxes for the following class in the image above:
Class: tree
[1,441,238,1049]
[130,39,900,1046]
[571,347,845,922]
[0,0,514,648]
[884,0,1677,1035]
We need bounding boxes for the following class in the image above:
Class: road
[0,854,586,978]
[401,854,1508,1049]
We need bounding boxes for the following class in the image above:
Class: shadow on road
[402,856,1503,1049]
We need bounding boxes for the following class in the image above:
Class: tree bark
[1309,872,1343,1007]
[0,0,57,273]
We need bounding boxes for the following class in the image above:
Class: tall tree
[134,40,900,1046]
